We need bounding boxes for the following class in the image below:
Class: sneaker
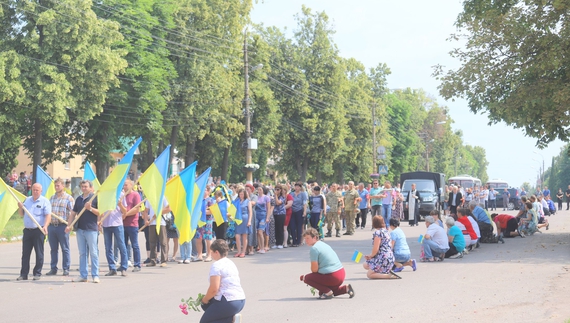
[105,270,117,276]
[33,275,41,281]
[16,276,28,281]
[93,277,100,283]
[270,245,277,249]
[277,245,283,249]
[411,259,417,272]
[143,258,151,264]
[449,253,463,259]
[392,266,404,272]
[283,245,288,248]
[128,261,133,267]
[46,269,57,276]
[233,313,242,323]
[119,270,127,277]
[146,261,156,267]
[74,277,88,283]
[132,267,141,272]
[183,259,191,264]
[463,249,469,255]
[63,270,69,276]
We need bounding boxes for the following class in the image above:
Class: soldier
[325,183,343,237]
[342,181,361,235]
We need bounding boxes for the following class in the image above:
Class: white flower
[244,163,260,169]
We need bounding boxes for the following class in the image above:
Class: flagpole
[97,211,111,225]
[6,188,46,235]
[50,213,69,225]
[68,191,98,229]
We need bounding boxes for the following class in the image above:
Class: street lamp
[243,29,262,184]
[533,151,545,186]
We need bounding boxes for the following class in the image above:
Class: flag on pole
[194,168,211,229]
[97,137,142,214]
[35,166,56,199]
[138,145,170,234]
[166,161,197,244]
[83,161,101,191]
[0,178,26,235]
[209,199,229,225]
[352,250,363,263]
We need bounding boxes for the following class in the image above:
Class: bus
[448,175,482,189]
[486,179,509,190]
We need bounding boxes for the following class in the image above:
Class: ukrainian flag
[138,145,170,233]
[209,199,229,225]
[83,161,101,191]
[352,250,363,263]
[97,137,142,213]
[166,161,196,244]
[228,198,242,225]
[35,166,56,199]
[0,178,26,235]
[194,168,211,228]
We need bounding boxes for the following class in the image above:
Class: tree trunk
[185,138,195,167]
[337,163,345,185]
[316,168,322,185]
[221,146,230,181]
[32,119,42,184]
[144,138,154,171]
[95,159,109,182]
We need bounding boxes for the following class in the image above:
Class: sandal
[204,257,212,262]
[238,253,245,258]
[347,284,355,298]
[419,258,435,262]
[319,292,334,299]
[389,270,402,279]
[436,257,444,262]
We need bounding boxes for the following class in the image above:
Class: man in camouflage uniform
[325,183,343,237]
[343,181,361,235]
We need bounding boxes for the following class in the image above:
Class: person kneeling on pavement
[389,218,416,272]
[469,201,499,243]
[492,213,525,238]
[444,217,465,259]
[456,208,478,252]
[420,216,449,262]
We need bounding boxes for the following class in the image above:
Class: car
[401,179,441,219]
[494,188,522,210]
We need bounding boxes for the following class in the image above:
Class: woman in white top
[200,239,246,323]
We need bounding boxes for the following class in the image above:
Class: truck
[400,171,446,220]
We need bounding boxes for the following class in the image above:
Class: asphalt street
[0,209,568,323]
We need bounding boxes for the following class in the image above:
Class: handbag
[163,213,177,232]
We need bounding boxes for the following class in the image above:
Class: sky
[250,0,566,188]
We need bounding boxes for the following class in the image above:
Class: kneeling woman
[200,239,245,323]
[364,216,400,279]
[300,228,354,299]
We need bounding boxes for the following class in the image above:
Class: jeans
[48,224,70,271]
[200,296,245,323]
[422,239,449,259]
[288,209,304,246]
[114,241,132,264]
[76,229,99,279]
[20,228,45,277]
[180,241,192,261]
[381,204,392,224]
[103,226,128,271]
[123,226,141,267]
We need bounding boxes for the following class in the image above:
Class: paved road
[0,209,569,323]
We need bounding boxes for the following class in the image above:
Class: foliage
[435,0,570,147]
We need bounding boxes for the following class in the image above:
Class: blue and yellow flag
[209,199,229,225]
[194,168,211,228]
[228,198,242,225]
[97,137,142,213]
[166,161,197,244]
[35,166,56,199]
[138,145,170,233]
[83,161,101,191]
[0,178,26,235]
[352,250,363,263]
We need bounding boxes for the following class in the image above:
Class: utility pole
[243,30,253,184]
[372,102,376,174]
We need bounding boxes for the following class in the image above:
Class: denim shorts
[394,253,411,263]
[256,214,266,231]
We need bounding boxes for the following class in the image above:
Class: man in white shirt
[421,216,449,261]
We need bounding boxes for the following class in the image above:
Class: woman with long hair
[233,189,252,258]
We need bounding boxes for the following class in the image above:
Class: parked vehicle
[448,175,482,189]
[487,179,509,190]
[495,188,522,210]
[400,172,446,220]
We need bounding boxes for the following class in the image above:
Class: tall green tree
[0,0,127,182]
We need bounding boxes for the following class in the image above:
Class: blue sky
[250,0,565,188]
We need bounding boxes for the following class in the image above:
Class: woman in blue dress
[234,189,252,258]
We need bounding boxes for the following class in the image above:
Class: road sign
[378,165,388,175]
[376,146,386,154]
[377,153,386,160]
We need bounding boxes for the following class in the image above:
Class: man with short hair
[66,180,101,283]
[380,181,394,224]
[46,178,74,276]
[469,201,499,243]
[448,186,463,216]
[502,188,510,211]
[488,187,497,211]
[356,183,369,230]
[17,183,51,281]
[325,183,343,237]
[421,216,449,261]
[342,181,361,235]
[120,179,142,272]
[369,180,383,217]
[543,186,550,198]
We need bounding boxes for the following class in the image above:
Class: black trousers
[21,228,45,277]
[356,208,368,228]
[477,221,497,243]
[273,214,286,245]
[445,242,459,258]
[213,222,227,240]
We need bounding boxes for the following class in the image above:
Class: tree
[0,0,127,182]
[434,0,570,147]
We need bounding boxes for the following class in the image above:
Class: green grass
[0,213,24,241]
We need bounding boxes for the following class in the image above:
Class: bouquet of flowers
[179,293,205,315]
[244,163,260,170]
